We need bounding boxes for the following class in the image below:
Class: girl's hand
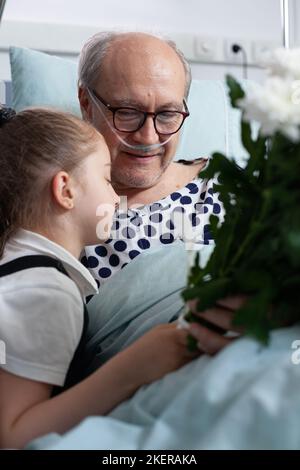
[187,296,247,355]
[122,323,199,387]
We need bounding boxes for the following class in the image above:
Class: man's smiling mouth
[123,151,160,159]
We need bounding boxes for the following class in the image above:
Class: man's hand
[187,296,247,355]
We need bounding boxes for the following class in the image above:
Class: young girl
[0,107,197,449]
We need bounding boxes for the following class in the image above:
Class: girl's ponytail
[0,107,16,257]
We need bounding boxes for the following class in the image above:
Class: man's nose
[132,115,159,143]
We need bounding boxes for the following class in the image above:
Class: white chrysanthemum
[238,77,300,141]
[261,48,300,80]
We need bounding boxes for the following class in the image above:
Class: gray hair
[78,31,192,98]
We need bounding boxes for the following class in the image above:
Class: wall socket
[252,40,278,65]
[224,39,252,64]
[194,36,221,62]
[171,33,279,66]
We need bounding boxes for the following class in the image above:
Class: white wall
[1,0,284,35]
[0,0,296,82]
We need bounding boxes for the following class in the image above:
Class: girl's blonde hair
[0,108,101,257]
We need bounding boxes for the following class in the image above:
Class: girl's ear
[51,171,75,210]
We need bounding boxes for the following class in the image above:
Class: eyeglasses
[89,88,190,135]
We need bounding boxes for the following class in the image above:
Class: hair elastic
[0,107,16,127]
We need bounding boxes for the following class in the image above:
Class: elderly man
[78,31,240,356]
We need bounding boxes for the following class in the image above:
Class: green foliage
[183,75,300,347]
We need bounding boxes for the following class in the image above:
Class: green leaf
[226,75,245,108]
[232,292,273,344]
[182,277,231,311]
[234,269,273,294]
[241,120,255,155]
[186,335,198,352]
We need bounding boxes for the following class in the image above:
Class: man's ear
[51,171,75,210]
[78,87,93,122]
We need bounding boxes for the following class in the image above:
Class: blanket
[28,324,300,449]
[27,242,300,449]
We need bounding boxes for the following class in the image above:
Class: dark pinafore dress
[0,255,92,395]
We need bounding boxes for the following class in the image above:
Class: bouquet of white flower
[240,49,300,141]
[183,48,300,347]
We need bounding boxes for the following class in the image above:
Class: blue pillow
[10,46,80,116]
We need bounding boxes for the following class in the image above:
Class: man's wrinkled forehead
[99,35,186,93]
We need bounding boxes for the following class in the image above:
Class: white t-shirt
[0,229,98,386]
